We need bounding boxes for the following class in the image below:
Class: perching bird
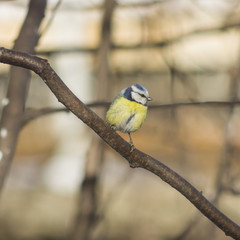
[106,84,152,151]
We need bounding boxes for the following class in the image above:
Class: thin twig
[40,0,63,37]
[19,99,240,127]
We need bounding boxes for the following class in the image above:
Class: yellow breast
[106,97,147,133]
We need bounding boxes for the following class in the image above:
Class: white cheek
[141,98,147,105]
[131,92,146,105]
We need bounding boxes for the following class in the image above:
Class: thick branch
[0,47,240,239]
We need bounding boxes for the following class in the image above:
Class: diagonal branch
[0,47,240,239]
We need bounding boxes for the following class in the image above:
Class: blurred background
[0,0,240,239]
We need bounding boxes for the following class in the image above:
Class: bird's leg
[110,124,117,131]
[128,133,135,152]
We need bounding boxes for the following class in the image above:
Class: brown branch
[20,99,240,126]
[149,100,240,109]
[39,0,62,37]
[0,1,47,192]
[87,100,240,109]
[81,100,240,109]
[0,47,240,239]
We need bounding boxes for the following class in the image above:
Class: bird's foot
[110,125,117,131]
[130,143,135,153]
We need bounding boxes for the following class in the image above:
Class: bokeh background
[0,0,240,239]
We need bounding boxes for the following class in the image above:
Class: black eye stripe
[133,91,146,98]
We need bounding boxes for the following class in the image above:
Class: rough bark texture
[0,47,240,239]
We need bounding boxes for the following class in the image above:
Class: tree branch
[0,0,46,192]
[20,99,240,127]
[0,47,240,239]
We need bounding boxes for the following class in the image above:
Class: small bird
[106,84,152,151]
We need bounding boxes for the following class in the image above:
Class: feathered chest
[106,97,147,133]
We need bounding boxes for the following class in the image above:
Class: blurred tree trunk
[71,1,116,240]
[0,0,47,193]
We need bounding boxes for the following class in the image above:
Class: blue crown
[133,84,146,92]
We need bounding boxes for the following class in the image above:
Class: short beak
[147,97,152,101]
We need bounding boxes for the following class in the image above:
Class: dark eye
[139,93,145,98]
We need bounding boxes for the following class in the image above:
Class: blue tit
[106,84,152,151]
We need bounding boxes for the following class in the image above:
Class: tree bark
[0,0,47,192]
[1,47,240,239]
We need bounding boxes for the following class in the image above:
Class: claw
[130,144,135,152]
[128,133,135,152]
[110,125,117,131]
